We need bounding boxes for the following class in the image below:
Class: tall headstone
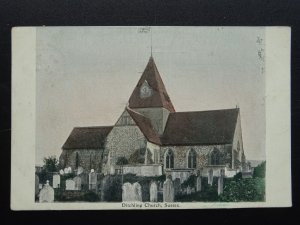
[74,176,82,190]
[52,174,60,188]
[196,170,202,192]
[89,169,97,190]
[218,169,225,195]
[39,180,54,203]
[65,179,76,190]
[150,181,158,202]
[133,182,142,202]
[186,186,192,195]
[35,174,39,197]
[174,178,181,195]
[122,182,133,202]
[163,176,174,202]
[208,169,213,185]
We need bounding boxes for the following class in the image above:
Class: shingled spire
[128,57,175,112]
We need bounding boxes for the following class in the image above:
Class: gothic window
[188,149,197,168]
[75,152,79,168]
[210,148,220,165]
[165,149,174,169]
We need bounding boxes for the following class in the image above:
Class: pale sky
[36,26,265,165]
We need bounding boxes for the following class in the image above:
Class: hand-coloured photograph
[11,26,291,209]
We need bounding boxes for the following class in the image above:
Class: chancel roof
[128,57,175,112]
[160,108,239,146]
[62,126,113,149]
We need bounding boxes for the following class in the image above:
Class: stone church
[59,56,246,180]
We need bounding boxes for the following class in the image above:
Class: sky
[36,26,265,165]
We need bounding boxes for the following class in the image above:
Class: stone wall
[105,123,147,172]
[59,149,104,172]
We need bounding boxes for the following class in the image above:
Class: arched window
[165,149,174,169]
[188,149,197,168]
[210,148,220,165]
[75,152,80,168]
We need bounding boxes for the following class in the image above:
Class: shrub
[219,177,265,202]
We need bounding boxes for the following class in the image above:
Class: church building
[59,56,246,180]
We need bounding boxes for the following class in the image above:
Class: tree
[43,156,59,173]
[253,161,266,178]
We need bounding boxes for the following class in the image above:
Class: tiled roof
[160,108,239,145]
[62,126,113,149]
[126,108,161,145]
[128,57,175,112]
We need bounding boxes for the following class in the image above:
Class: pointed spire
[128,57,175,112]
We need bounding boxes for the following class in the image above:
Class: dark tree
[43,156,59,173]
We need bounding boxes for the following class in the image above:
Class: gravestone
[52,174,60,188]
[73,176,82,190]
[218,169,225,195]
[39,180,54,203]
[77,166,84,175]
[163,176,174,202]
[174,178,181,195]
[122,182,134,202]
[65,179,76,190]
[208,169,213,185]
[59,169,64,175]
[67,167,72,173]
[64,168,69,174]
[186,186,192,195]
[196,176,202,192]
[89,169,97,190]
[150,181,158,202]
[35,174,39,197]
[196,170,202,192]
[133,182,142,202]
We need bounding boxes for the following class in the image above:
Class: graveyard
[35,161,265,203]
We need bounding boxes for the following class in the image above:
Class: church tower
[128,56,175,135]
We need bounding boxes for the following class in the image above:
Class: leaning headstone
[89,169,97,190]
[35,174,39,197]
[122,182,134,202]
[77,166,84,175]
[52,174,60,188]
[133,182,142,202]
[163,176,174,202]
[65,179,76,190]
[150,181,158,202]
[73,176,82,190]
[208,169,213,185]
[39,180,54,203]
[218,169,225,195]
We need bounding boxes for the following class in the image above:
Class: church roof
[126,108,161,145]
[62,126,113,149]
[128,57,175,112]
[161,108,239,146]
